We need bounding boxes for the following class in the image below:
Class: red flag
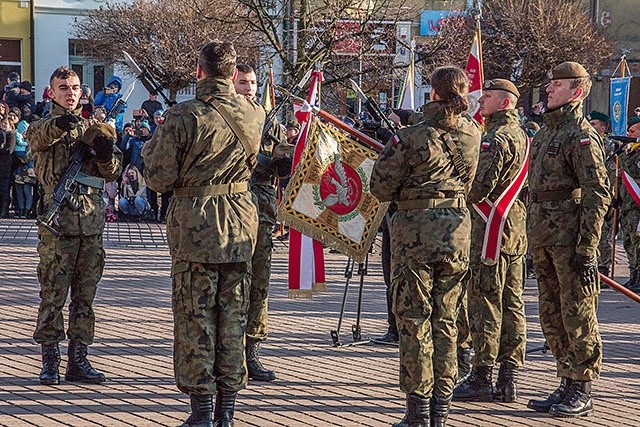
[465,23,484,125]
[288,70,326,298]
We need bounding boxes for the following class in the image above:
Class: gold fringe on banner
[312,282,328,292]
[288,289,314,299]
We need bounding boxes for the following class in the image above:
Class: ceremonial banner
[288,71,326,298]
[610,77,631,136]
[465,23,484,125]
[279,118,389,264]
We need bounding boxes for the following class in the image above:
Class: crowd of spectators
[0,71,169,223]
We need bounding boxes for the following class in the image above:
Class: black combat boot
[213,390,237,427]
[375,325,399,343]
[527,377,572,412]
[430,395,452,427]
[624,269,638,289]
[392,393,430,427]
[494,362,518,402]
[549,380,594,418]
[246,339,276,382]
[453,365,493,401]
[39,343,61,385]
[179,394,214,427]
[64,341,106,384]
[456,348,472,385]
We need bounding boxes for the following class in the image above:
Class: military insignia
[391,135,400,145]
[481,140,491,149]
[546,141,560,155]
[580,137,591,146]
[613,101,622,122]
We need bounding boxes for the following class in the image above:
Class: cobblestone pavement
[0,219,638,426]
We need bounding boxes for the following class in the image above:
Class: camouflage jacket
[251,110,286,225]
[25,102,122,236]
[527,101,611,256]
[469,109,528,257]
[142,77,265,264]
[619,148,640,214]
[371,101,481,264]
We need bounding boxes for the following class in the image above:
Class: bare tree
[72,0,255,101]
[416,0,614,90]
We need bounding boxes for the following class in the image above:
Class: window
[0,39,22,85]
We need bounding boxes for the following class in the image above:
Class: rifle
[605,135,640,163]
[123,51,176,107]
[349,78,399,133]
[37,83,136,236]
[257,67,313,169]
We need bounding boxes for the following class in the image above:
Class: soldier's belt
[396,198,466,210]
[173,182,249,197]
[530,188,581,202]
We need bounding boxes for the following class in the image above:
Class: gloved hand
[375,127,394,143]
[92,134,114,162]
[573,252,598,294]
[55,113,82,132]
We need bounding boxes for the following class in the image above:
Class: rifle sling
[201,96,258,161]
[435,128,472,185]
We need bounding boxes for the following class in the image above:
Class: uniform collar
[543,101,583,127]
[421,101,448,127]
[485,109,519,131]
[50,101,82,116]
[195,77,236,99]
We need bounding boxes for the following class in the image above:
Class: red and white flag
[287,70,326,298]
[465,23,484,125]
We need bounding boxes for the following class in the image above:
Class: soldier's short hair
[199,41,237,79]
[49,66,78,85]
[569,76,592,101]
[236,64,255,75]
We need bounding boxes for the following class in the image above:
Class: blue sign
[610,77,631,136]
[420,10,457,36]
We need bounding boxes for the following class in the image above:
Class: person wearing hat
[616,115,640,293]
[94,76,126,132]
[6,80,35,113]
[526,62,610,417]
[453,78,528,403]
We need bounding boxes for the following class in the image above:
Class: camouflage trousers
[392,259,465,399]
[597,216,614,270]
[533,246,602,381]
[467,254,526,367]
[620,209,640,270]
[247,222,273,341]
[172,258,250,395]
[33,233,105,345]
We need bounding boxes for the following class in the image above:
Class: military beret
[83,123,117,147]
[548,62,590,80]
[483,79,520,98]
[588,111,610,123]
[628,116,640,128]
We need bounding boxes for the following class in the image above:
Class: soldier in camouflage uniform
[587,111,615,278]
[142,42,265,427]
[233,64,290,382]
[618,116,640,292]
[453,79,527,403]
[26,66,122,386]
[526,62,610,418]
[371,66,481,427]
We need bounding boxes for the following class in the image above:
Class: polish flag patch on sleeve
[392,135,401,145]
[580,137,591,146]
[481,140,491,149]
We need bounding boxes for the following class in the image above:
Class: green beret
[588,111,610,123]
[628,116,640,128]
[548,62,590,80]
[483,78,520,98]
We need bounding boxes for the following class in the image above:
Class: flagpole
[268,59,276,108]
